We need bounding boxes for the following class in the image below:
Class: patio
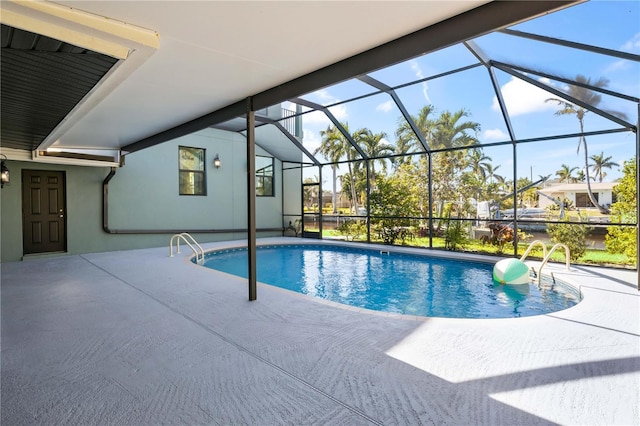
[2,238,638,425]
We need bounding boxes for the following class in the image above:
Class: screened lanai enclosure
[135,1,640,276]
[264,2,638,272]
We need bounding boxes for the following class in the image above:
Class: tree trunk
[331,165,337,214]
[347,163,358,213]
[580,131,609,214]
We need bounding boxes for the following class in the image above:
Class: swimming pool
[201,244,581,319]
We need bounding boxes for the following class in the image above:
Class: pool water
[201,244,581,319]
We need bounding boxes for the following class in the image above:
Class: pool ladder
[169,233,205,265]
[520,240,571,284]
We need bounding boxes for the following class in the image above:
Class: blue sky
[292,0,639,186]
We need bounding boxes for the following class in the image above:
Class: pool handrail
[536,243,571,284]
[520,240,547,263]
[170,233,204,264]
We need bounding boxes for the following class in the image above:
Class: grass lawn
[321,230,635,268]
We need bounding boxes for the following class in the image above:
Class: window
[179,146,206,195]
[256,156,274,196]
[575,192,597,208]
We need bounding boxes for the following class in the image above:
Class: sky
[289,0,639,187]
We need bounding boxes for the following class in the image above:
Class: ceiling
[0,0,576,165]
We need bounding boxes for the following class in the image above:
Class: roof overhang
[0,0,580,166]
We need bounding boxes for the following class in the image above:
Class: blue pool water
[201,244,581,319]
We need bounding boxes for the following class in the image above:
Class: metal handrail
[169,233,205,265]
[536,243,571,284]
[520,240,547,262]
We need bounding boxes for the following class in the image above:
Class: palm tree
[589,151,619,183]
[486,163,502,184]
[555,164,579,183]
[315,125,345,213]
[315,124,362,214]
[432,109,480,149]
[546,75,627,213]
[430,109,480,216]
[467,149,493,182]
[354,128,394,185]
[395,105,436,153]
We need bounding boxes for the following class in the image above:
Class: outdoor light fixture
[213,154,221,169]
[0,154,9,188]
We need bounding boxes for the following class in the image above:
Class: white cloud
[410,60,431,103]
[376,100,394,112]
[302,128,322,154]
[483,128,508,141]
[603,59,630,74]
[492,76,559,117]
[621,32,640,53]
[327,104,348,121]
[300,104,348,127]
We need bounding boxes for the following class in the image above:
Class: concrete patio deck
[2,237,639,425]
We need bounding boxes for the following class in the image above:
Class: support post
[366,159,371,243]
[428,153,433,248]
[318,165,323,238]
[636,104,639,290]
[247,98,257,301]
[512,142,519,257]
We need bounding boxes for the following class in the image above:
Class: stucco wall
[0,128,301,262]
[539,189,614,209]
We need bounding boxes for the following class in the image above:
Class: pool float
[493,258,530,285]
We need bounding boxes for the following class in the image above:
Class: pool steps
[520,240,571,285]
[169,233,205,264]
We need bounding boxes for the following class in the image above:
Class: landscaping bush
[546,220,590,262]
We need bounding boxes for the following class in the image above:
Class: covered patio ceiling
[0,0,580,165]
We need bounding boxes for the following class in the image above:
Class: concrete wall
[0,128,301,262]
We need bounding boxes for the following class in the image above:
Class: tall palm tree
[432,109,480,149]
[589,151,619,183]
[392,136,415,169]
[354,128,394,185]
[555,164,579,183]
[315,125,345,213]
[430,109,480,216]
[467,149,492,182]
[486,163,502,184]
[395,105,436,153]
[546,75,627,213]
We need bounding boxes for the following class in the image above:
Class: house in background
[537,182,617,211]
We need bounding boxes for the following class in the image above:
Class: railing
[281,107,297,135]
[536,243,571,284]
[169,232,204,265]
[520,240,547,262]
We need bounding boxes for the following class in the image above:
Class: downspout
[103,167,117,234]
[102,167,282,235]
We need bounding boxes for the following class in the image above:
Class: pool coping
[184,237,625,324]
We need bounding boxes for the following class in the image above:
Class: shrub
[444,219,468,251]
[546,220,590,262]
[336,219,366,241]
[606,157,637,263]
